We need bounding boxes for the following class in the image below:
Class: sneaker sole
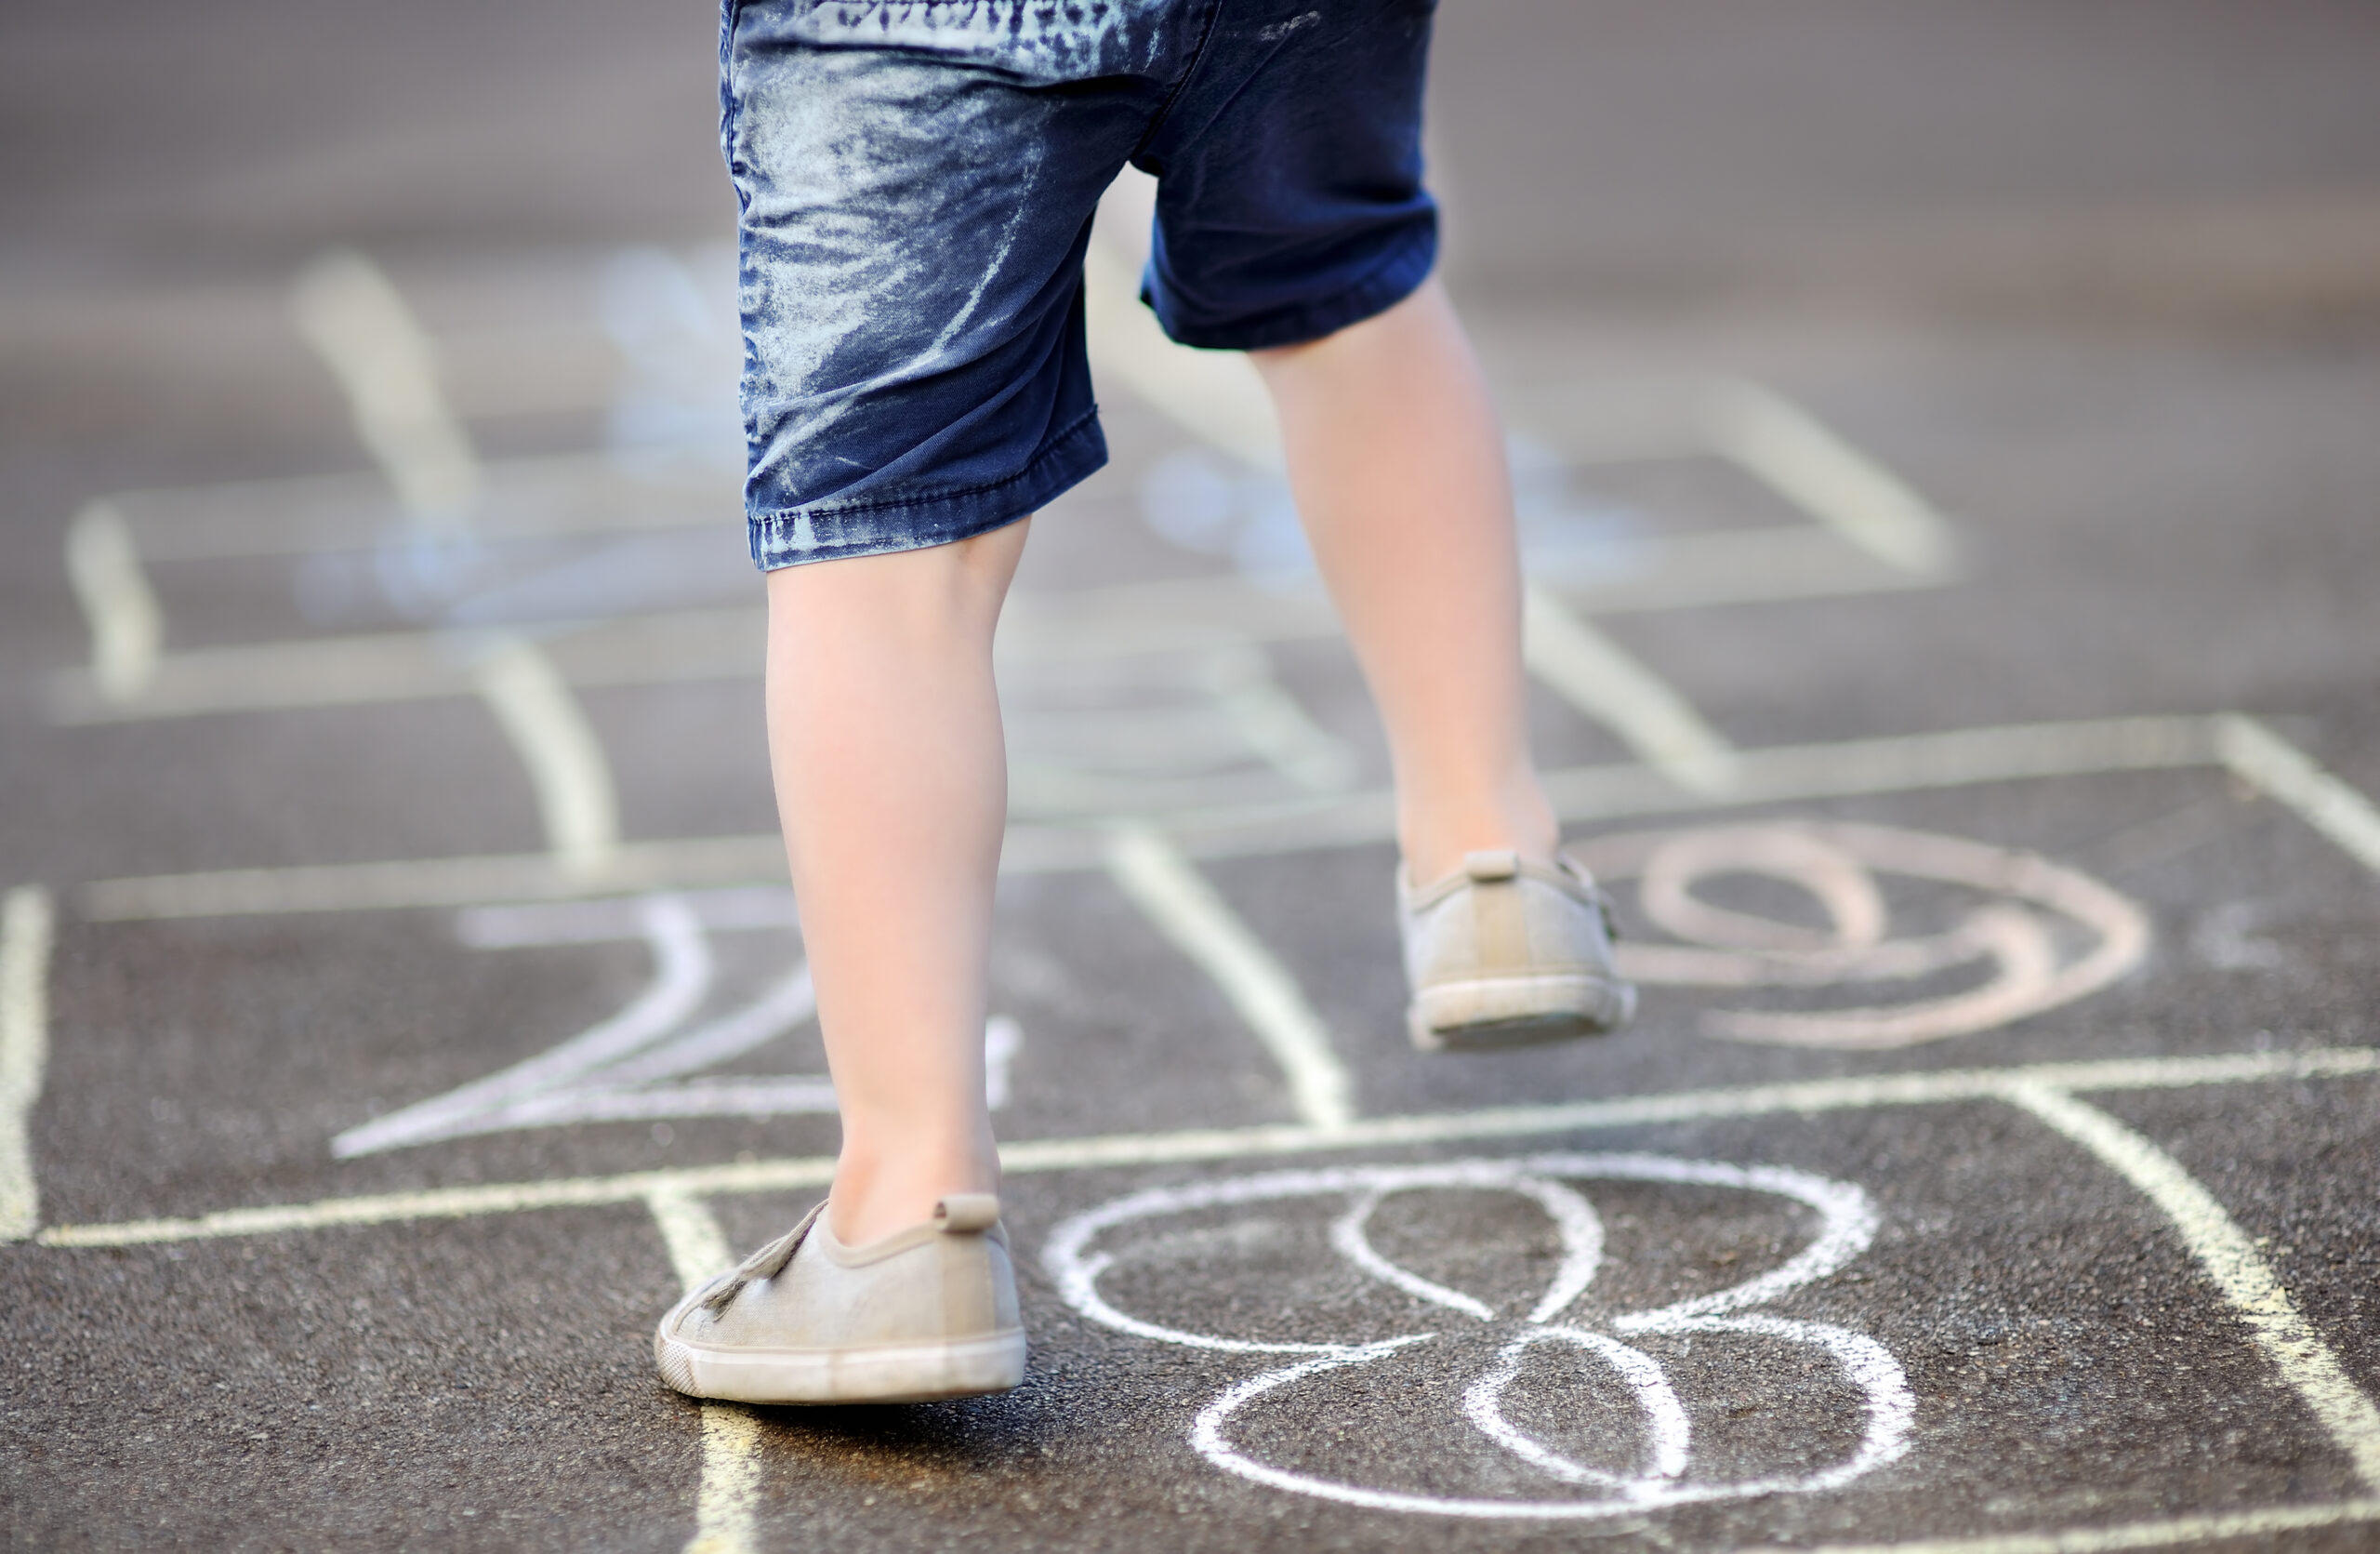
[1408,973,1637,1052]
[654,1326,1026,1405]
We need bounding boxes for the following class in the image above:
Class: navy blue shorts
[721,0,1441,569]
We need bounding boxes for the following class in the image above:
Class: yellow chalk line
[1081,222,1793,797]
[1700,380,1959,578]
[0,887,55,1241]
[2007,1084,2380,1491]
[40,1045,2380,1541]
[1102,823,1355,1131]
[469,636,623,878]
[288,248,624,880]
[37,1046,2379,1249]
[287,250,482,521]
[645,1188,761,1554]
[1524,584,1740,794]
[2217,714,2380,877]
[77,713,2226,921]
[44,526,1936,728]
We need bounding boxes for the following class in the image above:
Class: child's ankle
[1401,823,1562,887]
[827,1149,998,1246]
[1397,777,1559,885]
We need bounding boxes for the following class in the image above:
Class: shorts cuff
[1147,226,1439,353]
[747,411,1107,571]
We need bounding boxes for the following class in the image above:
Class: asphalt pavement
[5,2,2380,1550]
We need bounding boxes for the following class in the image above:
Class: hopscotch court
[8,194,2380,1551]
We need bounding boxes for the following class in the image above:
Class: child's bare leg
[1251,277,1556,883]
[764,521,1028,1246]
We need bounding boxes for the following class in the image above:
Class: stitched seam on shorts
[1129,0,1230,166]
[720,0,755,202]
[808,2,998,14]
[1282,229,1435,332]
[807,1,1059,15]
[752,511,1029,569]
[748,407,1103,523]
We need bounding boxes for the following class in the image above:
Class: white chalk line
[2216,714,2380,877]
[42,243,2360,1542]
[1466,1328,1688,1490]
[2004,1083,2380,1491]
[1003,638,1361,818]
[1330,1171,1602,1323]
[42,525,1930,728]
[32,1045,2376,1544]
[1699,381,1958,579]
[49,627,477,724]
[90,454,730,564]
[33,1050,2380,1536]
[468,635,623,877]
[74,712,2230,921]
[1195,644,1361,794]
[1102,822,1355,1131]
[289,250,483,521]
[1054,1152,1878,1340]
[1250,1313,1906,1520]
[290,249,625,882]
[1082,231,1281,470]
[83,834,792,923]
[55,252,492,725]
[646,1188,761,1554]
[1048,1154,1907,1517]
[0,887,56,1241]
[1524,584,1740,794]
[1081,215,1766,795]
[332,895,714,1157]
[457,885,800,946]
[61,706,2248,923]
[1576,820,2153,1050]
[63,502,161,704]
[35,1044,2380,1248]
[347,891,1021,1148]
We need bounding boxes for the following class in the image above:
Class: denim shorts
[721,0,1441,569]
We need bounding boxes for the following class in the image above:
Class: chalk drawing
[646,1186,763,1554]
[1569,820,2151,1048]
[41,1045,2380,1244]
[63,503,161,704]
[1046,1154,1912,1518]
[1524,584,1741,794]
[1002,637,1359,818]
[332,890,1020,1156]
[288,249,482,524]
[1104,824,1355,1132]
[2190,900,2288,973]
[73,714,2228,920]
[0,887,55,1240]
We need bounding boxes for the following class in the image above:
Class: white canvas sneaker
[654,1194,1026,1405]
[1397,849,1637,1051]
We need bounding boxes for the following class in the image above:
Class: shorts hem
[747,411,1106,571]
[1148,226,1438,353]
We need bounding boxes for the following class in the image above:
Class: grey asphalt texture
[6,2,2380,1549]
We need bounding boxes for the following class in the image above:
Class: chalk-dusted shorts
[722,0,1440,569]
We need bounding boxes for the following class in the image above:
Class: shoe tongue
[731,1203,820,1281]
[694,1202,826,1316]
